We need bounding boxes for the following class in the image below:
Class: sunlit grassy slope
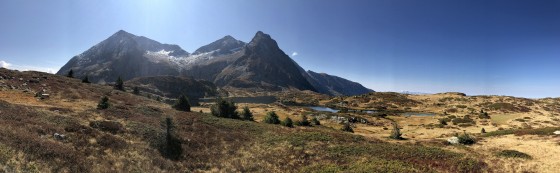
[0,68,485,172]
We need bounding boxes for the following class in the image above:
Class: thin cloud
[291,52,298,57]
[0,60,11,68]
[0,60,56,74]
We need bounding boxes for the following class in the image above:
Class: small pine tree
[282,117,294,128]
[481,128,486,133]
[97,96,110,109]
[341,122,353,133]
[172,94,191,112]
[115,76,124,91]
[133,87,140,95]
[161,117,183,160]
[389,122,403,140]
[263,111,280,124]
[311,117,321,125]
[241,106,254,121]
[66,69,74,78]
[81,75,90,83]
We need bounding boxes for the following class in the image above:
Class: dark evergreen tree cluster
[210,98,239,119]
[172,94,191,112]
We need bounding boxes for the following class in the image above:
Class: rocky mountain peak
[246,31,281,54]
[193,35,245,55]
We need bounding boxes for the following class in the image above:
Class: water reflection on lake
[308,106,339,113]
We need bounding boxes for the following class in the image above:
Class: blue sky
[0,0,559,98]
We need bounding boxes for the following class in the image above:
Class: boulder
[553,131,560,135]
[54,133,66,140]
[447,137,459,144]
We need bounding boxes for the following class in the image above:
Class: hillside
[0,68,485,172]
[125,75,218,104]
[306,70,373,96]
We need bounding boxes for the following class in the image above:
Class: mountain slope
[306,70,374,96]
[56,30,188,83]
[57,30,373,95]
[213,31,316,91]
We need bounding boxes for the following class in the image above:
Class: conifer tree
[82,75,90,83]
[263,111,280,124]
[241,106,254,121]
[66,69,74,78]
[172,94,191,112]
[115,76,124,91]
[161,117,182,160]
[282,117,294,127]
[97,96,110,109]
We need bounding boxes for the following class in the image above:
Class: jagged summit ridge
[192,35,245,55]
[57,30,373,96]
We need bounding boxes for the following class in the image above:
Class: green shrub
[478,112,490,119]
[341,123,354,133]
[89,120,123,134]
[281,117,293,128]
[210,98,239,119]
[295,115,311,126]
[133,87,140,95]
[263,111,280,124]
[496,150,531,159]
[390,122,403,140]
[457,132,475,145]
[439,119,448,125]
[97,96,110,109]
[172,94,191,112]
[311,117,321,125]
